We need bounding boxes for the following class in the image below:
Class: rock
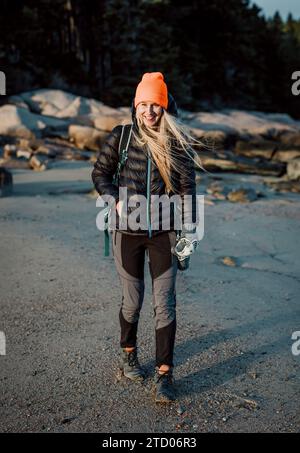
[17,138,31,149]
[287,158,300,180]
[34,144,57,158]
[266,180,300,193]
[72,150,94,161]
[278,131,300,148]
[221,256,237,267]
[0,135,16,147]
[3,144,17,159]
[0,104,69,139]
[93,115,129,132]
[68,125,106,151]
[31,139,46,151]
[0,158,30,169]
[60,416,76,424]
[188,128,227,147]
[234,139,277,159]
[16,149,32,159]
[272,150,300,162]
[9,90,78,115]
[35,141,92,161]
[206,181,259,203]
[177,405,186,415]
[8,96,30,111]
[206,181,231,199]
[204,198,215,205]
[227,187,258,202]
[0,167,13,196]
[88,188,99,199]
[226,392,259,410]
[57,148,93,161]
[29,154,49,171]
[263,174,300,193]
[4,90,300,182]
[235,398,259,410]
[41,124,69,140]
[9,89,130,130]
[195,150,286,176]
[185,109,300,138]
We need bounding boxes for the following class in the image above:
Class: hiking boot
[153,367,176,403]
[119,347,146,381]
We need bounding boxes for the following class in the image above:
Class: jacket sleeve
[179,148,197,231]
[91,125,123,204]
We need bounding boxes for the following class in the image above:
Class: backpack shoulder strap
[113,123,133,185]
[104,124,133,257]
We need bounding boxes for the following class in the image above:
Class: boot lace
[156,370,173,384]
[127,349,139,367]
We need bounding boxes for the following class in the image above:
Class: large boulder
[93,114,129,131]
[0,104,69,139]
[8,89,130,131]
[68,125,107,151]
[4,89,300,180]
[185,109,300,138]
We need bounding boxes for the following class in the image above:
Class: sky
[251,0,300,20]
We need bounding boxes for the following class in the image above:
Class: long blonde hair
[132,108,211,194]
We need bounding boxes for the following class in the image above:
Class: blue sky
[251,0,300,19]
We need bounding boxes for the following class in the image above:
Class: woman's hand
[116,200,123,216]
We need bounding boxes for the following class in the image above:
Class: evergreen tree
[0,0,299,117]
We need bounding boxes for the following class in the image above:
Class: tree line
[0,0,299,118]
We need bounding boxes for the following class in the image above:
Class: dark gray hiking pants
[112,230,178,368]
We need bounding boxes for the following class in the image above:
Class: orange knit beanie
[134,72,168,109]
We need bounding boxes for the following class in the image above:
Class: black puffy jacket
[91,93,196,236]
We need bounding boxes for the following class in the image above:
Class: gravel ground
[0,162,299,433]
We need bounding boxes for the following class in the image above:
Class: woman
[92,72,205,403]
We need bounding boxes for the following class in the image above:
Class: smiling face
[136,101,163,128]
